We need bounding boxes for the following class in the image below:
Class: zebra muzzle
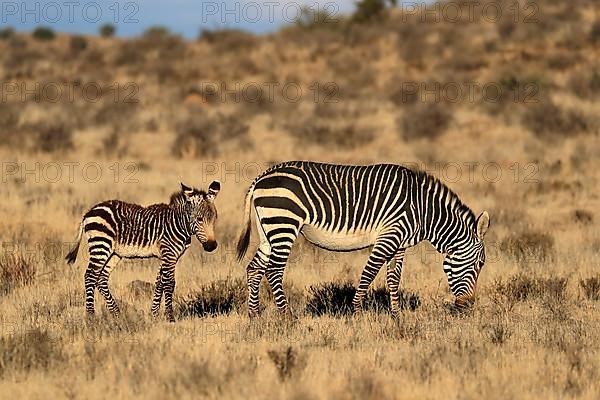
[202,240,218,252]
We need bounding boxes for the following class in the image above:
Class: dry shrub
[484,72,547,115]
[305,281,420,316]
[580,276,600,301]
[286,104,373,149]
[500,230,555,265]
[69,35,88,54]
[482,317,512,345]
[522,100,594,139]
[0,253,36,295]
[127,280,155,300]
[199,29,257,53]
[177,277,246,318]
[495,274,568,302]
[172,113,249,158]
[398,103,452,141]
[34,123,74,153]
[267,346,306,381]
[0,329,65,376]
[573,209,593,225]
[569,69,600,100]
[589,21,600,44]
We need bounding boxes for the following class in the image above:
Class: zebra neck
[172,203,193,239]
[423,207,475,254]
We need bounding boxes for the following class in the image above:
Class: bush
[99,23,116,38]
[573,209,593,225]
[0,254,35,295]
[177,277,246,318]
[35,123,74,153]
[143,26,171,38]
[0,329,65,376]
[352,0,391,23]
[70,35,88,53]
[569,69,600,100]
[580,276,600,300]
[500,230,555,265]
[287,117,373,149]
[305,281,420,316]
[589,21,600,44]
[198,29,257,53]
[0,27,15,40]
[32,26,55,41]
[295,6,339,30]
[522,100,593,139]
[399,103,452,141]
[172,113,249,158]
[495,274,568,302]
[267,347,306,381]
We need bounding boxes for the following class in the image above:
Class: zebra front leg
[151,268,164,318]
[353,233,402,314]
[386,249,405,315]
[246,246,269,318]
[161,264,177,323]
[96,254,122,316]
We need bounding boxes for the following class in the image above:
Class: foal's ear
[476,211,490,240]
[207,180,221,201]
[181,182,195,200]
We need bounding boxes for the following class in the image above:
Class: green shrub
[99,23,116,38]
[32,26,55,41]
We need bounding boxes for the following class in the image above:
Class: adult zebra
[236,161,490,317]
[66,181,221,322]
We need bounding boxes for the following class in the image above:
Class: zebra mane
[169,188,207,206]
[415,169,477,227]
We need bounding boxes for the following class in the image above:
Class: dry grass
[0,0,599,398]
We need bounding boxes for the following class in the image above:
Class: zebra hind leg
[386,249,405,315]
[84,244,112,317]
[265,240,296,317]
[96,254,121,316]
[353,233,402,314]
[246,244,270,318]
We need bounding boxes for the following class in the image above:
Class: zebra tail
[65,221,83,265]
[236,184,254,262]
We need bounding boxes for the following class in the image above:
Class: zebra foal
[66,181,221,322]
[236,161,490,317]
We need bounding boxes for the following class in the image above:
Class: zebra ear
[207,180,221,200]
[476,211,490,240]
[181,182,194,200]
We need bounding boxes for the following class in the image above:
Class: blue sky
[0,0,357,37]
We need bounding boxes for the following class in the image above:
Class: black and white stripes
[66,181,221,322]
[237,161,490,316]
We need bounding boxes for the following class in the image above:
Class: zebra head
[181,181,221,252]
[443,211,490,308]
